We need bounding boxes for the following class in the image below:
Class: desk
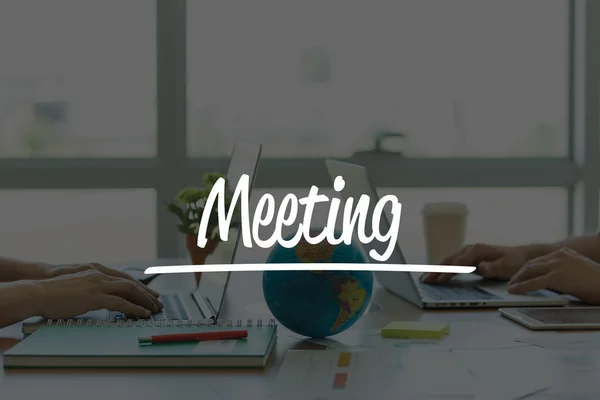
[0,263,595,399]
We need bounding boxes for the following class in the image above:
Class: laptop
[23,140,262,335]
[325,159,570,309]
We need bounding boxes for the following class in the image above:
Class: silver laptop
[127,139,262,322]
[23,140,262,334]
[325,159,569,309]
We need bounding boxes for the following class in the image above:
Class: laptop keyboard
[418,282,502,301]
[108,294,189,322]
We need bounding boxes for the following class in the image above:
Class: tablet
[499,307,600,330]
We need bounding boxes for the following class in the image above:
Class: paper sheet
[514,332,600,350]
[272,348,550,399]
[279,335,600,398]
[295,322,529,352]
[452,346,552,379]
[291,328,383,351]
[451,346,600,397]
[272,349,479,399]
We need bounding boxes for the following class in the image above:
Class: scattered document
[451,346,600,397]
[298,328,382,350]
[281,322,600,398]
[272,349,478,399]
[450,347,552,396]
[272,348,550,399]
[523,392,599,399]
[431,321,530,350]
[297,321,529,352]
[452,346,553,380]
[514,333,600,351]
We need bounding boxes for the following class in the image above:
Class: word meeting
[196,175,402,262]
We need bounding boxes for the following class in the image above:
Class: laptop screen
[192,140,261,318]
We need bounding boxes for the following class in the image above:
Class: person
[0,257,163,329]
[421,233,600,305]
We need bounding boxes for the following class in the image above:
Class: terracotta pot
[185,234,219,285]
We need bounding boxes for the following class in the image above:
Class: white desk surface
[0,258,597,399]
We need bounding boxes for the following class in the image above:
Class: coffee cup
[422,202,468,265]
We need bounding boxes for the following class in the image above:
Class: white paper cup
[422,202,468,265]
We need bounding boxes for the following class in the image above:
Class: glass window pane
[0,1,156,157]
[0,189,156,264]
[188,0,568,158]
[237,188,567,264]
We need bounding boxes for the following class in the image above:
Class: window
[187,0,568,158]
[0,0,156,157]
[0,1,598,262]
[0,190,156,263]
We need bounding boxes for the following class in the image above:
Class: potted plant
[166,172,239,285]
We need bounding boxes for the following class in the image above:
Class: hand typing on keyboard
[418,282,501,301]
[20,269,163,325]
[508,247,600,305]
[110,294,188,321]
[0,256,163,329]
[419,239,600,306]
[421,243,531,285]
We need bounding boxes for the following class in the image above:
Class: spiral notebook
[4,319,277,368]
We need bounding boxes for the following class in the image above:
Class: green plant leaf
[169,171,239,237]
[166,202,186,220]
[177,224,191,234]
[199,187,213,199]
[203,172,226,186]
[176,187,205,203]
[210,225,224,241]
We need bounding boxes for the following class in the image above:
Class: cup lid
[421,202,468,215]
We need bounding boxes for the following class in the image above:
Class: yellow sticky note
[337,352,351,367]
[381,321,450,339]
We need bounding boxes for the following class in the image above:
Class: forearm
[0,281,41,328]
[519,234,600,263]
[556,234,600,263]
[0,257,51,283]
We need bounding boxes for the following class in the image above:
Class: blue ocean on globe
[262,230,374,338]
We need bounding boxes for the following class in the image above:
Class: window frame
[0,0,596,259]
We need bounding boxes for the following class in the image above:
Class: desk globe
[262,231,373,338]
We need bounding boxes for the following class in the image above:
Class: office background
[0,0,596,266]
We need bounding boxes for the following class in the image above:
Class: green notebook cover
[4,323,277,368]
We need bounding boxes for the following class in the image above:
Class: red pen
[138,330,248,344]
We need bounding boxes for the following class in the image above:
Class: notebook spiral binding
[44,318,277,328]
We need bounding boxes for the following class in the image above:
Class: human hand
[508,247,600,304]
[30,269,163,320]
[421,243,530,284]
[44,262,160,298]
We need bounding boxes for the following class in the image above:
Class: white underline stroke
[144,264,476,274]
